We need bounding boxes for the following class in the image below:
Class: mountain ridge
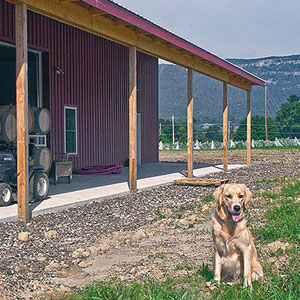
[159,54,300,124]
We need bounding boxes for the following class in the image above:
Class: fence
[158,137,300,150]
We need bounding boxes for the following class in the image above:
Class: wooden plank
[15,2,29,223]
[223,82,228,172]
[247,89,251,167]
[187,68,193,178]
[129,46,137,192]
[8,0,255,91]
[174,178,229,187]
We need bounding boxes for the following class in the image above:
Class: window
[64,107,77,155]
[0,42,42,107]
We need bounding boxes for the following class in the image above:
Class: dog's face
[213,183,252,222]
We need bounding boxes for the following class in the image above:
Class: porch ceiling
[8,0,265,91]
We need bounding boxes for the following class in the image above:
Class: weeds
[202,194,214,203]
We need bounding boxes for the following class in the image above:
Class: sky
[114,0,300,59]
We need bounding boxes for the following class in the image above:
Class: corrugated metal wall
[0,0,158,167]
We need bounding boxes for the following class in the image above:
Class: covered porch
[0,161,245,222]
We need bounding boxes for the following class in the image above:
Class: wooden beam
[129,46,137,192]
[10,0,254,91]
[247,89,251,167]
[89,7,109,17]
[187,68,193,178]
[223,82,228,172]
[15,2,29,223]
[114,19,128,26]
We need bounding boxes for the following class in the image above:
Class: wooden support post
[265,86,268,140]
[187,68,193,178]
[223,82,228,172]
[247,89,251,167]
[129,46,137,192]
[15,2,29,223]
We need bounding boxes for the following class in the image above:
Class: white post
[171,115,175,144]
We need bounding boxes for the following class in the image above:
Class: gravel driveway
[0,149,299,299]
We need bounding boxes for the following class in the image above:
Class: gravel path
[0,149,299,299]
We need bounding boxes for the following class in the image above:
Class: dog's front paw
[244,277,252,291]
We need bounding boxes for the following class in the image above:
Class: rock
[161,208,172,217]
[60,261,69,268]
[58,285,72,294]
[88,246,99,256]
[82,251,91,257]
[119,275,126,281]
[44,230,58,239]
[201,204,211,212]
[14,265,26,273]
[131,229,147,241]
[78,261,91,268]
[18,232,32,242]
[98,243,110,254]
[178,215,198,226]
[45,261,60,272]
[267,241,290,253]
[72,248,85,258]
[130,267,137,274]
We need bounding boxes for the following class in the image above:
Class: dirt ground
[0,149,299,299]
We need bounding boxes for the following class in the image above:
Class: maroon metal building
[0,0,158,168]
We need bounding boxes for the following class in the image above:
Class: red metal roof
[81,0,265,87]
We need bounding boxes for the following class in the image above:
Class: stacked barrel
[0,105,52,172]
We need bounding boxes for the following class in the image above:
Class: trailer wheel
[33,172,49,202]
[0,183,12,207]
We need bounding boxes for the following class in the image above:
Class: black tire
[33,172,49,202]
[0,183,13,207]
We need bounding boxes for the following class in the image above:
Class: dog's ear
[241,184,252,208]
[213,184,225,209]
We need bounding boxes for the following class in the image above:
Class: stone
[267,241,290,253]
[18,232,32,242]
[82,251,91,257]
[161,208,172,217]
[98,243,110,254]
[14,265,26,273]
[131,229,147,241]
[88,246,99,256]
[60,261,69,268]
[130,267,137,274]
[202,204,211,212]
[72,248,85,258]
[78,261,91,268]
[45,261,60,272]
[44,230,58,239]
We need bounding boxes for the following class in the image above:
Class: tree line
[159,94,300,143]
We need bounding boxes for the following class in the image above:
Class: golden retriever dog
[212,183,263,287]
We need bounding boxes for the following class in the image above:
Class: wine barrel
[32,107,51,134]
[0,105,34,134]
[0,105,17,142]
[32,146,52,173]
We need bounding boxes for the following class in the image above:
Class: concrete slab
[0,163,246,223]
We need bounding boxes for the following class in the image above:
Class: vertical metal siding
[0,0,158,168]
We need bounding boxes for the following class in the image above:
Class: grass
[255,179,300,242]
[202,194,214,203]
[59,178,300,300]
